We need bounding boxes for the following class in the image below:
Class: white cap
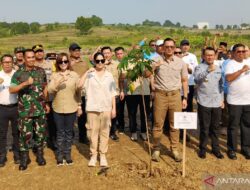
[156,40,164,46]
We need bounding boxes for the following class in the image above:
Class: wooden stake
[182,129,187,177]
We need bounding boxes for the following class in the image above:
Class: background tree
[75,16,93,34]
[30,22,40,33]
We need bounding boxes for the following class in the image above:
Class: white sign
[174,112,197,129]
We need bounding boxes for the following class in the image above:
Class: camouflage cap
[32,44,44,53]
[14,46,25,53]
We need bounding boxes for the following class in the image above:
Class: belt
[155,89,180,96]
[0,103,18,107]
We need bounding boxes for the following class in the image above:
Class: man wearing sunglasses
[69,43,90,145]
[32,44,56,150]
[151,38,188,162]
[225,44,250,160]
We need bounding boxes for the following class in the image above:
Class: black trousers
[117,96,127,132]
[78,96,87,141]
[183,85,194,112]
[47,101,56,147]
[198,104,221,152]
[110,96,122,135]
[54,111,76,158]
[227,104,250,152]
[0,105,19,158]
[126,95,150,133]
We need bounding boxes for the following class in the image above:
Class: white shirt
[182,52,198,85]
[0,70,18,105]
[225,59,250,105]
[84,70,116,112]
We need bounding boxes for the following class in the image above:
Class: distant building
[197,22,209,29]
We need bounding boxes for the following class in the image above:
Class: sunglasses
[165,46,175,49]
[150,44,156,47]
[58,60,69,64]
[236,50,245,54]
[174,52,182,55]
[95,59,105,64]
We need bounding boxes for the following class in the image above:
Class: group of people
[0,36,249,171]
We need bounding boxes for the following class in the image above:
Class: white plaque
[174,112,197,129]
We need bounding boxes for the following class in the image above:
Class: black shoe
[110,134,119,142]
[241,150,250,160]
[198,150,206,159]
[57,160,64,166]
[19,151,30,171]
[0,157,7,167]
[227,150,237,160]
[212,150,224,159]
[36,147,46,166]
[66,159,73,165]
[14,152,20,164]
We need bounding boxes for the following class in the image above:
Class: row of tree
[142,19,182,28]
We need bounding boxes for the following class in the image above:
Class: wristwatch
[183,97,188,100]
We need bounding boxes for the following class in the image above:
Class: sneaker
[118,130,125,135]
[88,155,97,167]
[66,159,74,166]
[131,133,138,141]
[57,160,64,166]
[110,134,119,142]
[151,150,160,162]
[140,133,148,141]
[172,150,182,162]
[100,154,108,167]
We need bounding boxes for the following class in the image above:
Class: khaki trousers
[153,89,182,151]
[86,111,111,156]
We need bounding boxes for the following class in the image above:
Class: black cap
[14,46,25,53]
[180,39,190,46]
[32,44,44,53]
[69,43,81,51]
[219,42,227,47]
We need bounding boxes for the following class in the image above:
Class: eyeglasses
[236,50,246,54]
[95,59,105,64]
[150,44,156,47]
[164,46,175,49]
[58,60,69,64]
[174,52,182,55]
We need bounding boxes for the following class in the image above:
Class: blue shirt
[194,62,224,108]
[221,59,231,94]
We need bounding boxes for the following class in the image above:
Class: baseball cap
[14,47,25,54]
[69,43,81,51]
[32,44,44,53]
[180,39,190,46]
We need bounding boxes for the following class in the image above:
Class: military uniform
[11,66,47,152]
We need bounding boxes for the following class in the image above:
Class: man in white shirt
[225,43,250,160]
[180,39,198,113]
[0,54,19,167]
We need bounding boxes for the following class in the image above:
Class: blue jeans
[53,111,76,160]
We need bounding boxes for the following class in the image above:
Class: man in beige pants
[151,38,188,162]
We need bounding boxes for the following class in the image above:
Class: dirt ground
[1,122,250,190]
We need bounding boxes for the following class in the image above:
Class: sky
[0,0,249,27]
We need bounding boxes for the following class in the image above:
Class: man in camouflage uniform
[13,47,25,70]
[10,49,49,170]
[69,43,90,144]
[32,44,56,150]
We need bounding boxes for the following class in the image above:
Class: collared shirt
[84,70,116,112]
[11,66,47,118]
[153,55,188,91]
[225,59,250,105]
[48,70,81,113]
[70,57,90,77]
[182,52,198,86]
[194,62,223,108]
[0,70,18,105]
[105,60,120,94]
[35,59,56,83]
